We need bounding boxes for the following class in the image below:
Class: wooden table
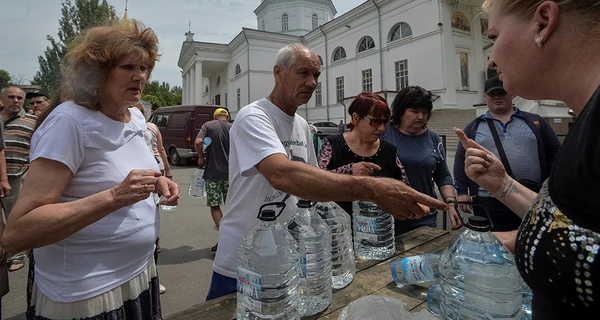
[167,226,456,320]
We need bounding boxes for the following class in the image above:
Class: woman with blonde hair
[2,20,179,319]
[457,0,600,317]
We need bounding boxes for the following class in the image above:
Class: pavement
[2,166,218,319]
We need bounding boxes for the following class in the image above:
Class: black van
[150,105,228,166]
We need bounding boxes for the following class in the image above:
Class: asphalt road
[3,166,217,319]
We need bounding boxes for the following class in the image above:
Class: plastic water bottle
[237,202,300,320]
[427,283,441,315]
[159,195,177,211]
[203,136,212,152]
[522,284,532,320]
[352,200,395,260]
[390,253,440,286]
[315,201,355,289]
[188,168,206,198]
[285,199,332,316]
[439,216,522,320]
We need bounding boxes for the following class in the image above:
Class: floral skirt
[26,254,162,320]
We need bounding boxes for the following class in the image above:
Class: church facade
[177,0,571,134]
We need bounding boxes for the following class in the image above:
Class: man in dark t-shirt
[195,108,232,252]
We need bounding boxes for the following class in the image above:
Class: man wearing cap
[453,76,560,232]
[194,108,232,252]
[26,92,51,116]
[0,86,37,272]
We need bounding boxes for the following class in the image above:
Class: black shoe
[211,243,218,252]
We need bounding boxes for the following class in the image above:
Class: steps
[426,109,477,157]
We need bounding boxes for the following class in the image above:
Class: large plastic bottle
[427,282,442,316]
[352,200,395,260]
[285,199,332,316]
[439,216,523,320]
[188,168,206,199]
[237,203,300,320]
[314,201,355,289]
[390,253,440,286]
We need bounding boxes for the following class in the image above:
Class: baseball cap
[484,76,505,94]
[25,91,50,99]
[214,108,229,117]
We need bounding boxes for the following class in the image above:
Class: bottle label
[237,267,262,312]
[299,255,307,279]
[355,216,377,233]
[401,256,435,284]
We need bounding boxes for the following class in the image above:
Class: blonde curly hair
[60,19,159,111]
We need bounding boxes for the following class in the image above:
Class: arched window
[235,64,241,76]
[357,36,375,53]
[317,55,324,66]
[282,13,289,31]
[389,22,413,42]
[332,47,346,62]
[312,13,318,30]
[216,76,221,86]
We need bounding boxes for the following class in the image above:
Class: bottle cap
[468,216,490,231]
[259,209,277,221]
[297,199,313,208]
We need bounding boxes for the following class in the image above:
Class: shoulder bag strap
[486,118,514,177]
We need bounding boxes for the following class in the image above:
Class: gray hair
[0,86,24,98]
[275,43,309,71]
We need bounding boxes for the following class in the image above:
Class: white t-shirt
[30,102,160,302]
[213,98,317,278]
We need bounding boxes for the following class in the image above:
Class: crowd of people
[0,0,598,318]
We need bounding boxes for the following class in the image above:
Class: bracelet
[444,196,457,204]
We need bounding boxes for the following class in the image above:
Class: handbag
[486,119,542,192]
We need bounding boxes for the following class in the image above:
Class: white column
[190,65,196,105]
[195,60,203,105]
[185,72,191,105]
[182,73,188,104]
[181,73,184,105]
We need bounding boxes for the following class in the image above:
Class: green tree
[32,0,118,97]
[142,81,183,109]
[0,70,11,89]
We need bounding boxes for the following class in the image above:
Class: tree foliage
[142,81,183,110]
[0,70,11,89]
[32,0,118,97]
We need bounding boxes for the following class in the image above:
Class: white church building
[177,0,572,149]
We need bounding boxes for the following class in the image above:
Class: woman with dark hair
[318,92,409,219]
[382,86,460,234]
[2,20,179,319]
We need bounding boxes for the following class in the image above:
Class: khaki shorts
[205,179,228,207]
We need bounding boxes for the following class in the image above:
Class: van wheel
[169,148,181,166]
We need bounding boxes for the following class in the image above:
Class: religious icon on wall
[460,52,470,90]
[481,18,489,38]
[451,12,471,32]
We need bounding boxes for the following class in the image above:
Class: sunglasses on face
[407,86,432,100]
[363,116,390,127]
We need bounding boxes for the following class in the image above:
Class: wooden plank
[168,227,452,320]
[166,293,236,320]
[313,232,455,319]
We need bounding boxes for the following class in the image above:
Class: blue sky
[0,0,365,88]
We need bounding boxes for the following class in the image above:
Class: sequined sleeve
[317,137,353,174]
[395,154,410,186]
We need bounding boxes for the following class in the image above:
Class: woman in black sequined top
[455,0,600,318]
